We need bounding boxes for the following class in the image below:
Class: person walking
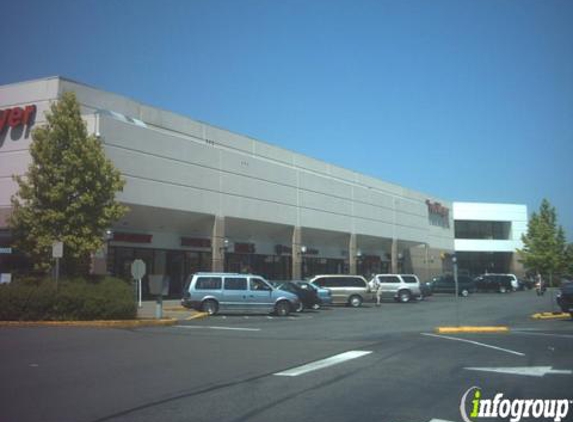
[375,277,383,306]
[536,272,545,296]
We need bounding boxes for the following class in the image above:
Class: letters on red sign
[0,105,37,132]
[0,109,9,132]
[426,200,449,218]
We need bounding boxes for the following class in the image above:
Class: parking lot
[1,289,572,422]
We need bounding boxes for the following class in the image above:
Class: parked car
[419,281,433,299]
[474,274,514,293]
[369,274,422,303]
[309,275,372,307]
[294,281,333,307]
[556,282,573,318]
[277,281,321,311]
[181,273,300,316]
[517,277,535,290]
[430,274,476,297]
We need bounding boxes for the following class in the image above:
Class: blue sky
[2,0,572,240]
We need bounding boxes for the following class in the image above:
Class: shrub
[0,277,136,321]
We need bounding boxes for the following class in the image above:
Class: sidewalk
[137,299,206,321]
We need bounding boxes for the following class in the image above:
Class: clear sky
[2,0,572,240]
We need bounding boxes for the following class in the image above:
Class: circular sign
[130,259,146,280]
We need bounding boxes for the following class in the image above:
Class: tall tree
[518,199,567,284]
[9,92,127,276]
[565,243,573,276]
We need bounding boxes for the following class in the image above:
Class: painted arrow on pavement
[465,366,572,377]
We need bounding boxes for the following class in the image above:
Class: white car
[370,274,422,303]
[486,273,519,291]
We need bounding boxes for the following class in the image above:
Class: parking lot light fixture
[220,238,230,252]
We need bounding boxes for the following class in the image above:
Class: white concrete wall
[453,202,527,252]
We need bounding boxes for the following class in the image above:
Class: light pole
[300,245,307,279]
[219,238,230,272]
[453,254,460,327]
[104,229,113,275]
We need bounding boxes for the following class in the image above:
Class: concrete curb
[185,312,210,321]
[435,326,510,334]
[0,318,178,329]
[531,312,571,320]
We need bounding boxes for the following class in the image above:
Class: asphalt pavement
[1,289,571,422]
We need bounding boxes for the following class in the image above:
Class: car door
[222,277,249,311]
[248,277,274,313]
[378,275,400,298]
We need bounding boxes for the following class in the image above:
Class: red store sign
[425,200,449,218]
[0,105,37,132]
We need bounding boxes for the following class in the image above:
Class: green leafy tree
[9,92,127,276]
[518,199,567,285]
[565,243,573,276]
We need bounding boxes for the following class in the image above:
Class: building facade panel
[221,194,298,226]
[100,117,219,170]
[220,173,298,209]
[219,148,298,187]
[118,175,222,216]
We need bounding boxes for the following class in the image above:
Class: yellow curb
[531,312,571,320]
[186,312,209,321]
[436,326,510,334]
[0,318,178,328]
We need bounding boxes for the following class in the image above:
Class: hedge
[0,277,137,321]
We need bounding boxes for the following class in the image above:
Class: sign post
[148,275,169,319]
[52,241,64,288]
[453,254,460,327]
[130,259,146,308]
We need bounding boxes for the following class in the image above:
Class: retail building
[0,77,525,296]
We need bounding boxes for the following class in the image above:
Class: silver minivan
[181,273,300,316]
[309,275,372,307]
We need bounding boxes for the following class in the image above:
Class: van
[309,275,371,307]
[181,273,300,316]
[430,274,476,296]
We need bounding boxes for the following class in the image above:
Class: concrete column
[391,238,398,274]
[211,216,226,272]
[292,226,302,280]
[349,233,357,275]
[510,252,524,277]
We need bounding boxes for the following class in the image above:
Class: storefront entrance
[108,247,211,299]
[225,253,291,281]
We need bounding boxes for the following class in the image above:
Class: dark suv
[474,274,514,293]
[430,274,476,297]
[556,282,573,318]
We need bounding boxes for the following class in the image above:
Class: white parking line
[274,350,372,377]
[176,326,261,332]
[421,333,525,356]
[511,331,573,339]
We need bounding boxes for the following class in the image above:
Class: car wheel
[460,289,469,297]
[275,301,291,317]
[499,286,507,294]
[348,295,363,308]
[201,299,218,316]
[398,290,411,303]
